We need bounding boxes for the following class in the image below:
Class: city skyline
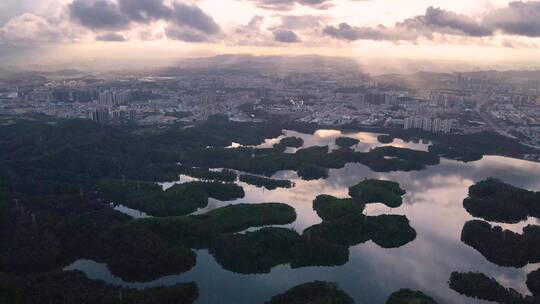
[1,0,540,70]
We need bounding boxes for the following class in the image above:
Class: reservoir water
[65,129,540,303]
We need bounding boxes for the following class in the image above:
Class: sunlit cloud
[1,0,540,68]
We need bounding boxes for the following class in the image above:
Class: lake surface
[65,129,540,304]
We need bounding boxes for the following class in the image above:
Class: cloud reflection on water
[66,129,540,304]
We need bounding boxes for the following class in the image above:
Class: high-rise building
[413,117,423,129]
[422,118,432,131]
[432,119,442,133]
[91,109,110,124]
[99,90,130,105]
[404,117,414,130]
[442,119,453,133]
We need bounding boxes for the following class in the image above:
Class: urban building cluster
[0,64,539,150]
[404,117,454,133]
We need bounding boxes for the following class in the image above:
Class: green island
[386,129,533,162]
[239,174,293,190]
[313,195,365,221]
[0,193,297,282]
[278,137,304,148]
[461,220,540,268]
[290,123,535,162]
[210,227,303,274]
[185,140,440,180]
[0,271,198,304]
[178,166,237,182]
[463,178,540,223]
[209,225,354,274]
[449,271,533,304]
[98,179,245,217]
[334,146,440,172]
[335,137,360,148]
[378,135,395,144]
[385,289,438,304]
[204,180,415,274]
[296,163,329,180]
[349,179,407,208]
[265,281,437,304]
[266,281,354,304]
[136,203,298,243]
[527,269,540,297]
[307,180,415,250]
[305,213,417,249]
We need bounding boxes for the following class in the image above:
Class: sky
[1,0,540,70]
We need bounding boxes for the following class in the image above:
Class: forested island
[463,178,540,223]
[178,166,237,182]
[313,195,365,221]
[239,174,293,190]
[449,271,536,304]
[98,179,245,217]
[0,271,199,304]
[335,137,360,148]
[456,177,540,304]
[377,135,394,144]
[349,179,407,208]
[386,289,438,304]
[266,281,437,304]
[461,220,540,267]
[266,281,354,304]
[207,181,416,274]
[308,181,416,250]
[278,137,304,148]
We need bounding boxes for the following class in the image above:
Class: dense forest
[0,114,536,303]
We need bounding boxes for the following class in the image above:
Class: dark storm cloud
[273,29,301,42]
[95,32,127,41]
[68,0,220,37]
[483,1,540,37]
[69,0,130,30]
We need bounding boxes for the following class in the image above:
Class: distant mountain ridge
[168,54,363,74]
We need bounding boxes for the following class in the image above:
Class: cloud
[69,0,130,30]
[165,27,214,42]
[0,1,35,26]
[68,0,220,39]
[323,23,390,41]
[324,6,492,42]
[0,13,80,43]
[483,1,540,37]
[226,15,274,46]
[95,32,126,41]
[245,0,333,11]
[273,29,301,42]
[118,0,172,22]
[409,6,493,37]
[170,2,220,34]
[324,2,540,43]
[274,15,326,30]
